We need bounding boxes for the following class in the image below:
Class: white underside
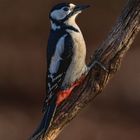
[62,28,87,87]
[49,15,87,88]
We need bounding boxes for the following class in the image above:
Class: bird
[30,3,90,140]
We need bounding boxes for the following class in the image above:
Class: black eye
[63,7,69,11]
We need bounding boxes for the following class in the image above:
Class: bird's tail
[30,96,57,140]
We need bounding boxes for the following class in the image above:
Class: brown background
[0,0,140,140]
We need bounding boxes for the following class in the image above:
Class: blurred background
[0,0,140,140]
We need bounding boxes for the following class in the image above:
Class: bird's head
[49,3,90,24]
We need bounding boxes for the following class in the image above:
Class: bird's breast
[69,30,86,62]
[62,30,87,87]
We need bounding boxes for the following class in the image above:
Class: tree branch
[42,0,140,139]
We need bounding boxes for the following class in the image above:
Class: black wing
[44,33,74,108]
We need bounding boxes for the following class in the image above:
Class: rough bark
[42,0,140,139]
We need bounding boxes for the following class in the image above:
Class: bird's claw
[88,60,108,72]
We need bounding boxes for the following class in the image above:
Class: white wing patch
[49,34,67,74]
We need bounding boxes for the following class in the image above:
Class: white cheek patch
[51,9,70,20]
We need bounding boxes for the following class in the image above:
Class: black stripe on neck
[51,19,79,33]
[64,25,79,32]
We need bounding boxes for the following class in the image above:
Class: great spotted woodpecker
[30,3,90,140]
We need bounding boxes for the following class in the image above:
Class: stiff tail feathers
[30,96,57,140]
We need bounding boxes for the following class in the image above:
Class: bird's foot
[88,60,108,72]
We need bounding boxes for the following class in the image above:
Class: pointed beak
[74,4,90,12]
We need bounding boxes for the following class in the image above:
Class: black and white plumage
[30,3,89,140]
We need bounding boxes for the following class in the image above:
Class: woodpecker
[30,3,90,140]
